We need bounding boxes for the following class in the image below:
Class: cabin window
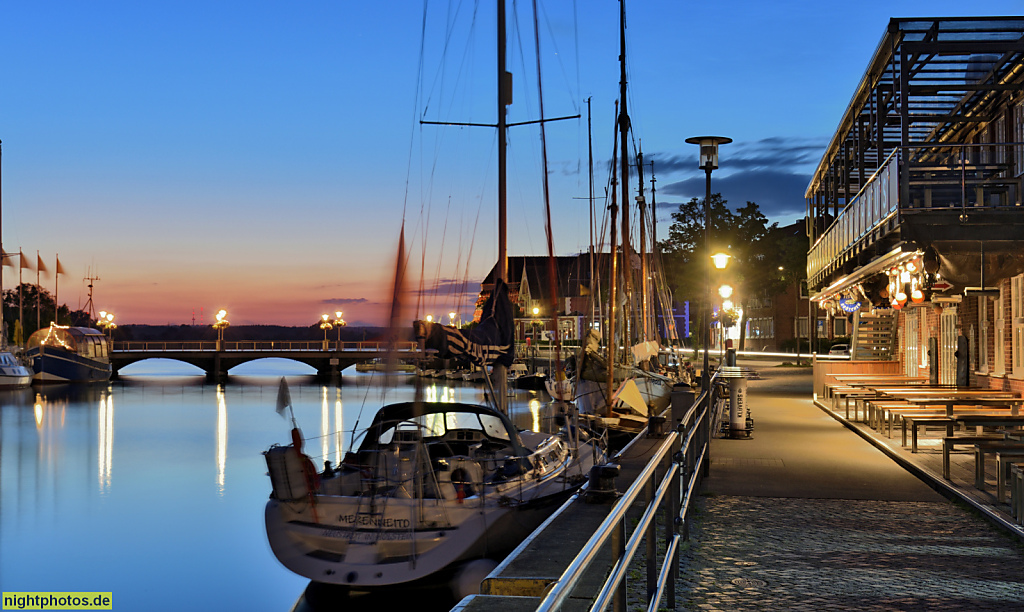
[479,414,510,441]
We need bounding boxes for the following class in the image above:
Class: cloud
[322,297,369,305]
[645,137,826,225]
[658,169,810,224]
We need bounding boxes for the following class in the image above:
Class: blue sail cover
[414,278,514,367]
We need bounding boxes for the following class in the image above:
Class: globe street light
[333,311,346,345]
[213,309,230,350]
[97,311,116,346]
[320,314,333,350]
[685,136,731,395]
[449,311,457,328]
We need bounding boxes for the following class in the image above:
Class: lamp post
[213,309,230,351]
[320,314,333,350]
[686,136,731,395]
[449,311,457,328]
[97,311,116,347]
[333,311,346,346]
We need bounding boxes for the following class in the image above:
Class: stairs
[850,311,898,360]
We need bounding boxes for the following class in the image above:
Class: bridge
[109,340,422,380]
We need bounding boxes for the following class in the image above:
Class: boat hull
[25,347,112,383]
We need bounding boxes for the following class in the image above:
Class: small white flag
[275,377,291,417]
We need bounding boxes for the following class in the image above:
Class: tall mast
[587,98,597,323]
[618,0,632,348]
[637,145,648,343]
[497,0,508,284]
[494,0,510,409]
[607,102,620,416]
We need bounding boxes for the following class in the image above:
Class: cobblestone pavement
[670,495,1024,611]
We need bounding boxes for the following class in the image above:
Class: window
[834,318,847,336]
[1017,101,1024,178]
[1013,274,1024,378]
[939,307,958,385]
[906,308,920,377]
[978,296,989,374]
[995,288,1006,377]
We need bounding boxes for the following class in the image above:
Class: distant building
[477,253,688,344]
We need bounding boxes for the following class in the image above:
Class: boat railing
[533,372,717,612]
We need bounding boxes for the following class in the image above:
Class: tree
[2,283,91,343]
[659,194,807,350]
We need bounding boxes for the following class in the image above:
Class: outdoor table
[875,391,1021,436]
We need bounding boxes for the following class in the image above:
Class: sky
[1,0,1020,327]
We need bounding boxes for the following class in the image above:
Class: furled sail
[414,278,514,368]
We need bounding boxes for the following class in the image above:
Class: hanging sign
[838,298,862,313]
[931,280,953,292]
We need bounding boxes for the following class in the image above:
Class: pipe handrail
[535,371,719,612]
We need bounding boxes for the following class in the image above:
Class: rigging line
[535,0,580,114]
[534,0,564,373]
[421,0,477,120]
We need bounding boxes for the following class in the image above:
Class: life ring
[436,457,484,501]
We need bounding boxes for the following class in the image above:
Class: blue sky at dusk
[1,1,1019,326]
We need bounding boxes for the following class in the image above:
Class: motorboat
[0,350,32,388]
[264,400,604,598]
[23,323,112,383]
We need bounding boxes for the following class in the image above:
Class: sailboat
[263,2,605,600]
[572,1,674,435]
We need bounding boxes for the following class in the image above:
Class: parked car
[828,343,850,356]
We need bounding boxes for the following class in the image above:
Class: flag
[1,250,12,268]
[19,251,33,272]
[414,278,515,368]
[275,377,291,417]
[55,256,66,276]
[37,254,48,276]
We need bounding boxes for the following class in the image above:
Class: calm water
[0,359,556,611]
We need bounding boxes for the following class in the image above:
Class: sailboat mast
[587,98,596,324]
[637,146,648,344]
[618,0,632,350]
[495,0,509,409]
[607,102,620,416]
[497,0,508,284]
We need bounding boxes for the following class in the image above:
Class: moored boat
[264,398,603,598]
[0,350,32,388]
[24,323,112,383]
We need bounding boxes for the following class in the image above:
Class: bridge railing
[110,340,421,353]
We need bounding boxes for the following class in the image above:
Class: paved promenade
[672,368,1024,611]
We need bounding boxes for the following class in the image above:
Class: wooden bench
[942,436,1007,479]
[903,415,957,451]
[1011,463,1024,523]
[974,443,1024,490]
[995,451,1024,503]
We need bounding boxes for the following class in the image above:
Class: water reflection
[216,385,227,494]
[98,390,114,493]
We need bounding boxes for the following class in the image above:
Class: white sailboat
[263,2,605,601]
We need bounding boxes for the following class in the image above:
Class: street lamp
[213,309,230,350]
[333,311,346,345]
[686,136,731,395]
[97,311,116,344]
[449,311,457,328]
[320,314,333,349]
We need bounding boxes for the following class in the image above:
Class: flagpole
[18,248,23,339]
[55,254,60,325]
[36,250,40,331]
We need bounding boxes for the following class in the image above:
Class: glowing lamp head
[711,252,731,269]
[426,314,433,323]
[718,284,733,299]
[532,307,540,316]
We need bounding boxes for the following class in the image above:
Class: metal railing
[536,374,717,612]
[110,340,420,353]
[808,142,1024,286]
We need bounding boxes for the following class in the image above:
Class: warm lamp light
[711,252,731,269]
[718,284,733,299]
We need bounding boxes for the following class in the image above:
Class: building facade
[806,17,1024,392]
